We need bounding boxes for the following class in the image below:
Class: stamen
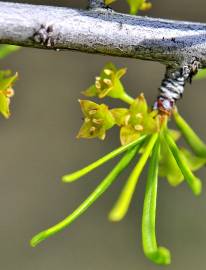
[89,109,97,115]
[103,78,112,86]
[89,126,96,135]
[104,69,112,75]
[134,124,144,131]
[85,117,90,123]
[95,80,101,89]
[92,118,102,125]
[124,114,131,125]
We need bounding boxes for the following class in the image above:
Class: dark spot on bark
[118,22,123,30]
[33,24,56,48]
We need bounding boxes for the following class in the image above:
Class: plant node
[154,59,200,115]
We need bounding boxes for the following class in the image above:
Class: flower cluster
[77,100,115,140]
[80,63,158,145]
[31,63,206,266]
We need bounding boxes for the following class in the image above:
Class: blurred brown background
[1,0,206,269]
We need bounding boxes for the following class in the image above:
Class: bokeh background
[1,0,206,269]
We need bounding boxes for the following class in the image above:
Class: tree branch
[1,1,206,67]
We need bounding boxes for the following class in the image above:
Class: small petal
[89,109,98,115]
[103,78,112,86]
[110,108,129,126]
[92,118,103,125]
[95,80,101,89]
[124,114,131,125]
[120,125,140,145]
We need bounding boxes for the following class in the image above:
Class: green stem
[31,146,139,247]
[62,135,147,182]
[108,133,158,222]
[142,138,171,265]
[120,92,135,105]
[173,110,206,158]
[164,130,202,195]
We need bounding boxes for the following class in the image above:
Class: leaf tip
[146,247,171,265]
[30,232,45,247]
[108,210,123,222]
[62,174,72,183]
[192,178,202,196]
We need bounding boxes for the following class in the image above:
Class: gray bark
[88,0,106,8]
[0,1,206,67]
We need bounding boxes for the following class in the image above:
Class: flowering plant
[31,63,206,265]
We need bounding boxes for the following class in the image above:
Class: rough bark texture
[88,0,106,8]
[1,1,206,67]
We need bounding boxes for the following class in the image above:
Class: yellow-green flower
[83,63,134,104]
[77,100,115,140]
[111,94,158,145]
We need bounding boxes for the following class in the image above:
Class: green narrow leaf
[108,133,158,222]
[159,135,184,187]
[31,146,139,247]
[0,45,20,59]
[62,134,147,182]
[173,111,206,158]
[181,148,206,170]
[142,138,171,265]
[164,131,202,196]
